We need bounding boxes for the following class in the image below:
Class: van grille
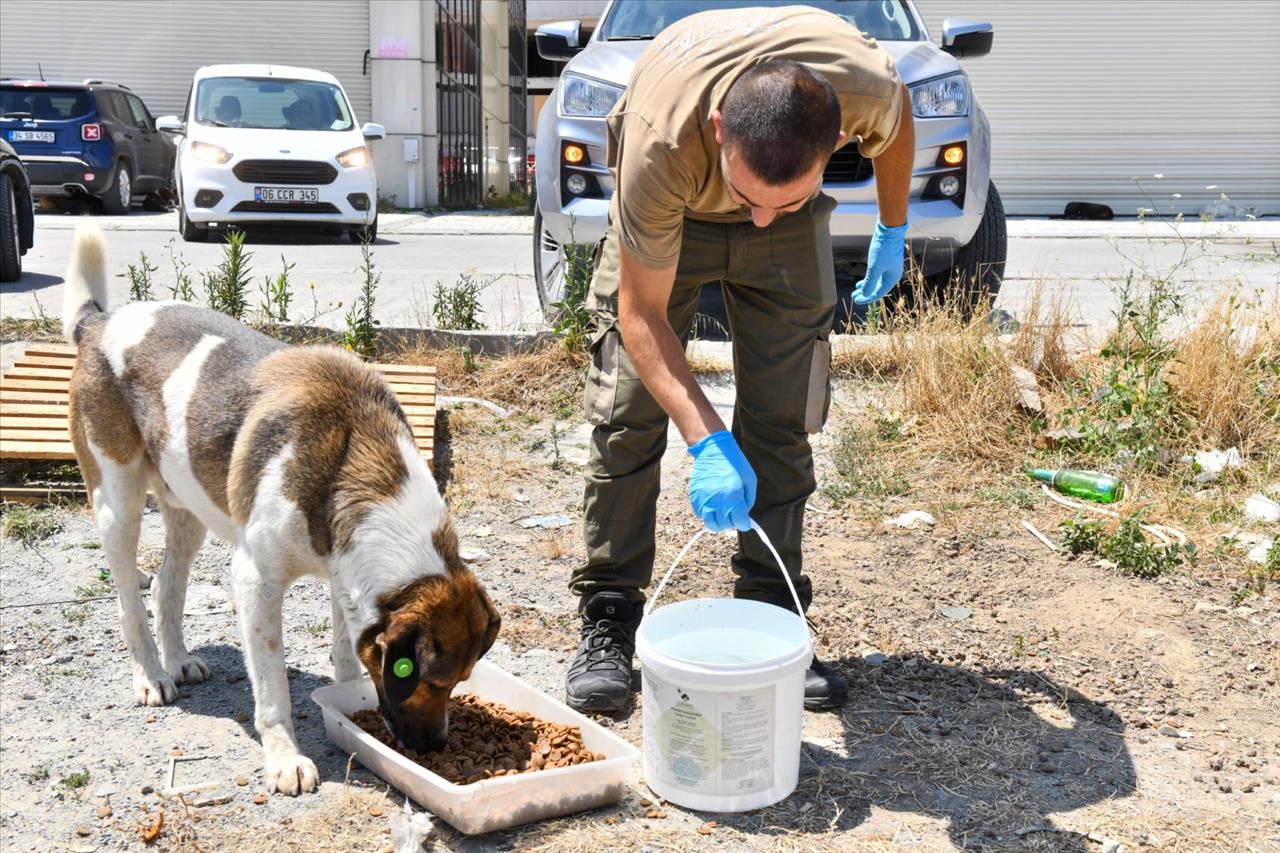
[232,160,337,185]
[230,201,339,214]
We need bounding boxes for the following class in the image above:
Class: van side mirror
[155,115,185,135]
[536,20,583,61]
[362,122,386,141]
[941,20,993,59]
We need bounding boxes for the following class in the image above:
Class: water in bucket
[636,524,812,812]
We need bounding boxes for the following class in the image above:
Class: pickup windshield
[600,0,920,42]
[193,77,354,131]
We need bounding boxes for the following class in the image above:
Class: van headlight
[910,74,969,117]
[337,146,371,168]
[190,141,232,164]
[559,74,623,117]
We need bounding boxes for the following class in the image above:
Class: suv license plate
[254,186,319,204]
[10,130,55,143]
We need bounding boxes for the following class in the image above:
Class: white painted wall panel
[917,0,1280,215]
[0,0,372,123]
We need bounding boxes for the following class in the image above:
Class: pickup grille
[823,147,873,184]
[232,160,337,185]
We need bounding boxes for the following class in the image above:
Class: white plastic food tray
[311,660,640,835]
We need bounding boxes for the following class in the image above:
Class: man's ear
[711,109,724,145]
[378,625,421,706]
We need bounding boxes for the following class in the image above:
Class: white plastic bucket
[636,523,813,812]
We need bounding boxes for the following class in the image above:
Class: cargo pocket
[585,322,621,426]
[804,337,832,434]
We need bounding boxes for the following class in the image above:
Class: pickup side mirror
[536,20,583,61]
[362,122,386,141]
[941,20,993,59]
[155,115,185,135]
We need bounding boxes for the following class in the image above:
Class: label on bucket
[643,674,774,795]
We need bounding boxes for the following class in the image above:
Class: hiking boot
[565,591,641,712]
[804,657,848,711]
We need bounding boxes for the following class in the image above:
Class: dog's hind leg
[153,502,210,684]
[231,544,319,795]
[90,449,177,706]
[329,587,362,683]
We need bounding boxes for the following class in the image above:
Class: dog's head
[357,569,500,753]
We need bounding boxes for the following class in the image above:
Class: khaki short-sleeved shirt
[606,6,903,268]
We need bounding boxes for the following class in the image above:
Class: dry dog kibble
[349,693,604,785]
[252,793,268,805]
[234,776,249,787]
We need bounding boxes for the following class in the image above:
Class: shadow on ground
[705,655,1136,850]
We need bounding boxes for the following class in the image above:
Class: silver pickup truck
[533,0,1005,323]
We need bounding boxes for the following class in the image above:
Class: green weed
[60,769,90,790]
[432,273,486,331]
[1,506,62,543]
[60,605,91,626]
[127,251,158,301]
[301,619,330,638]
[258,255,296,330]
[204,229,253,320]
[1059,514,1195,579]
[824,418,911,503]
[167,239,197,301]
[340,233,381,359]
[551,218,593,352]
[21,766,49,784]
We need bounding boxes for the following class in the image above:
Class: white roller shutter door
[918,0,1280,215]
[0,0,372,123]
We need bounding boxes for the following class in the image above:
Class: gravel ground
[1,375,1278,851]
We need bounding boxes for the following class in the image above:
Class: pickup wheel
[925,181,1007,319]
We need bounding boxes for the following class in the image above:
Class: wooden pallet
[1,343,436,502]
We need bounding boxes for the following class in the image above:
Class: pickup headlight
[190,141,232,164]
[559,74,623,117]
[910,74,969,117]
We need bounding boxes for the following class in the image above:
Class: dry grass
[1169,292,1280,459]
[396,341,587,417]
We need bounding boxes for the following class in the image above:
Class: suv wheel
[534,207,588,322]
[925,181,1007,318]
[102,162,132,215]
[178,199,207,243]
[0,173,22,282]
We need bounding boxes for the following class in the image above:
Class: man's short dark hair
[720,59,841,186]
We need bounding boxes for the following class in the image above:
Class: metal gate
[436,0,483,207]
[507,0,528,192]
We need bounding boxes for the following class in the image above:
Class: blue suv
[0,79,175,214]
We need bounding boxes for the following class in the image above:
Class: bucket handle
[645,522,812,643]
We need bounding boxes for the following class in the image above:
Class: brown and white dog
[61,224,499,795]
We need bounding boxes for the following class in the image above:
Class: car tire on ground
[349,214,378,244]
[0,173,22,282]
[178,199,207,243]
[533,206,585,322]
[925,180,1007,318]
[102,162,132,216]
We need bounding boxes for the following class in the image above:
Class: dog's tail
[62,222,109,345]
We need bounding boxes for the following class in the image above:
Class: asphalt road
[2,210,1276,335]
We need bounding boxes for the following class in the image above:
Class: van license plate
[10,131,55,143]
[254,186,319,204]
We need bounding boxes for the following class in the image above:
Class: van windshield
[194,77,354,131]
[600,0,920,42]
[0,87,94,120]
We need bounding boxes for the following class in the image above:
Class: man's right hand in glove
[688,430,757,532]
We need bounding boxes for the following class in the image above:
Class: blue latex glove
[853,220,909,305]
[688,431,757,533]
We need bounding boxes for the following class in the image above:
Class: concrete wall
[368,0,438,209]
[480,0,512,194]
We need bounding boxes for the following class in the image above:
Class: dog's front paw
[264,751,319,796]
[132,667,179,706]
[164,653,210,685]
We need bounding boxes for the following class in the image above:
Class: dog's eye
[427,681,451,691]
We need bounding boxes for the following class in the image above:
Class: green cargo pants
[570,193,838,614]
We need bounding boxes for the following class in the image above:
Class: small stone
[1158,724,1179,737]
[1218,781,1233,793]
[95,806,112,819]
[83,649,95,657]
[367,805,384,817]
[92,783,116,798]
[940,606,972,621]
[76,826,91,837]
[140,785,154,795]
[234,712,250,723]
[253,793,268,804]
[21,693,35,701]
[235,776,249,787]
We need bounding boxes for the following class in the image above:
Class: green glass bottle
[1027,468,1126,503]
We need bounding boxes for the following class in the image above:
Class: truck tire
[927,181,1007,318]
[0,173,22,282]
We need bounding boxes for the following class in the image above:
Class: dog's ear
[379,624,421,706]
[480,590,501,658]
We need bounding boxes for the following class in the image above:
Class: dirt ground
[1,364,1277,852]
